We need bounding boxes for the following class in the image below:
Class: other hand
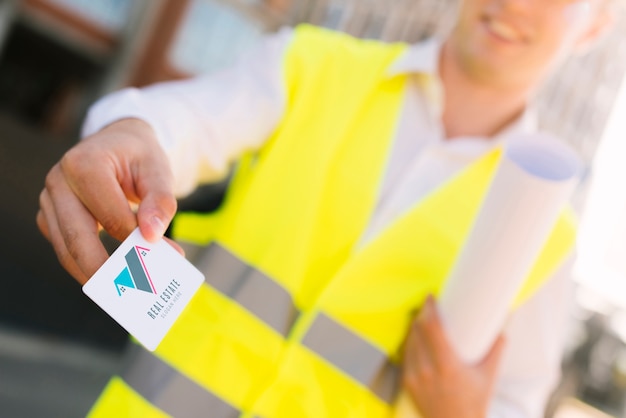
[402,296,506,418]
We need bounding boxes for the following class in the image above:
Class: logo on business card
[114,246,157,296]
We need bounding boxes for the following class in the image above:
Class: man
[37,0,613,416]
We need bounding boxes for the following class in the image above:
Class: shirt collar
[494,106,538,140]
[386,38,441,77]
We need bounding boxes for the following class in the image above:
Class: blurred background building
[0,0,625,416]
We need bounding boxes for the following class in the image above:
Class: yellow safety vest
[88,24,577,418]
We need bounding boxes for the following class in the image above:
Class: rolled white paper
[439,133,582,364]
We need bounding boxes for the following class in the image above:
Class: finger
[60,147,137,242]
[403,319,427,397]
[417,295,459,371]
[45,165,110,279]
[409,315,436,381]
[36,209,50,240]
[135,155,177,242]
[479,334,507,383]
[38,189,90,284]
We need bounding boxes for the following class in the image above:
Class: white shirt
[82,28,572,418]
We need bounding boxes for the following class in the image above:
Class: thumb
[480,334,507,383]
[135,156,178,242]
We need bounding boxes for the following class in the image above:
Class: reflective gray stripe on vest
[192,244,400,402]
[301,313,401,404]
[194,243,299,336]
[121,344,240,418]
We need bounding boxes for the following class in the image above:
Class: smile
[483,17,527,44]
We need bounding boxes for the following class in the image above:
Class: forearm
[82,28,292,197]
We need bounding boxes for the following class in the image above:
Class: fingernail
[150,216,166,237]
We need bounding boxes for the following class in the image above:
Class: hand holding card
[83,228,204,351]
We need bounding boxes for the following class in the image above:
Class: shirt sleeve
[488,256,575,418]
[81,27,294,197]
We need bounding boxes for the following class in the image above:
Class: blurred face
[447,0,609,88]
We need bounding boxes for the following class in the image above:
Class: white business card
[83,228,204,351]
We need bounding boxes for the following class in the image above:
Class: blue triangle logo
[114,267,135,296]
